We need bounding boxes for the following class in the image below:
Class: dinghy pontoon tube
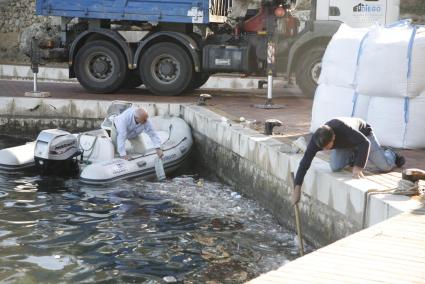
[0,142,36,171]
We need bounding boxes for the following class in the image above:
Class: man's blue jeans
[330,132,396,172]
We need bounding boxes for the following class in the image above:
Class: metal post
[266,38,274,104]
[254,4,284,110]
[267,75,273,101]
[33,73,38,92]
[25,37,50,98]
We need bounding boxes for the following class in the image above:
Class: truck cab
[316,0,400,27]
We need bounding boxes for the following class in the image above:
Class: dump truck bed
[35,0,231,24]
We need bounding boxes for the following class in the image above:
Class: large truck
[35,0,400,96]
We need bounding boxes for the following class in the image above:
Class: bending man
[292,117,405,205]
[112,107,163,160]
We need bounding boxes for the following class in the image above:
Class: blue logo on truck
[353,3,381,13]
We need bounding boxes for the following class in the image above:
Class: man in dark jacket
[292,117,405,205]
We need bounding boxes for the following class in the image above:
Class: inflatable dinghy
[0,115,192,184]
[80,116,192,184]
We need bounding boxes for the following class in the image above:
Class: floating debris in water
[231,191,241,198]
[201,245,231,262]
[193,234,217,246]
[163,276,177,283]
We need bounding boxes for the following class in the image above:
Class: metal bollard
[197,93,212,106]
[264,119,282,135]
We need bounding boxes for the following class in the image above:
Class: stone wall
[402,0,425,13]
[0,0,53,63]
[0,0,49,33]
[400,0,425,22]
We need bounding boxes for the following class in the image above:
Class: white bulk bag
[356,22,418,98]
[367,96,406,148]
[408,27,425,97]
[310,84,355,132]
[319,24,369,88]
[404,93,425,149]
[351,94,371,121]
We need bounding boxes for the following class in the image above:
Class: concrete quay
[0,79,424,283]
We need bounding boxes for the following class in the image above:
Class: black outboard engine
[34,129,81,175]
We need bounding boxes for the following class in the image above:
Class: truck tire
[139,42,193,96]
[75,40,127,93]
[122,70,143,89]
[187,72,210,92]
[295,46,326,97]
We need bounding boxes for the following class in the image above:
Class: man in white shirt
[111,107,163,160]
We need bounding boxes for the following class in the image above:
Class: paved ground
[1,79,424,173]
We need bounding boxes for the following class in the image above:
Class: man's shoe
[395,153,406,168]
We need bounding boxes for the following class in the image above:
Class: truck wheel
[187,72,210,92]
[295,46,326,97]
[139,42,193,96]
[122,70,143,89]
[75,40,127,93]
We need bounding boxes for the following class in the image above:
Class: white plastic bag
[154,157,166,181]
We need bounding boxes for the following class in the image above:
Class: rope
[362,179,420,228]
[77,133,99,164]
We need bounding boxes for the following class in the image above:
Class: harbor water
[0,136,307,283]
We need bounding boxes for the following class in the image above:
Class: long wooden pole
[294,203,304,256]
[291,172,304,256]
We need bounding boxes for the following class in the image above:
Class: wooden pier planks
[248,209,425,284]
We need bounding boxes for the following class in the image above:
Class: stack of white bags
[311,20,425,149]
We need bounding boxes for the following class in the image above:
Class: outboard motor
[34,129,81,175]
